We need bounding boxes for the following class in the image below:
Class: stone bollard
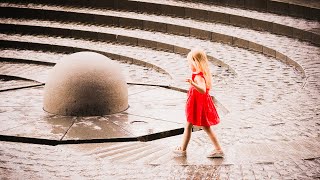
[43,51,128,116]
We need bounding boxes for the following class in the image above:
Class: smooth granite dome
[43,51,128,116]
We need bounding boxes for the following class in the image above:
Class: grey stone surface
[211,33,233,44]
[190,28,211,40]
[252,18,273,31]
[229,15,252,28]
[207,11,230,24]
[167,24,190,36]
[43,52,128,116]
[143,21,167,32]
[233,38,249,49]
[273,23,293,36]
[248,41,263,52]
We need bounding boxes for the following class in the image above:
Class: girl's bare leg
[180,122,193,151]
[202,126,222,151]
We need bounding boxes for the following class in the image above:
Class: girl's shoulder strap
[192,72,205,80]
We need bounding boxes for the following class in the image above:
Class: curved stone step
[0,4,308,79]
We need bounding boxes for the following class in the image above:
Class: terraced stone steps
[0,10,308,108]
[0,4,310,78]
[1,0,319,46]
[4,2,312,95]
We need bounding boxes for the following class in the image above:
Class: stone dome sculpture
[43,51,128,116]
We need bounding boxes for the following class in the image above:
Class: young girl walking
[174,49,224,158]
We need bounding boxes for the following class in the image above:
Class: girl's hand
[186,78,193,85]
[187,76,206,94]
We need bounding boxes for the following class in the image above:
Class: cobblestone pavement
[0,137,320,179]
[1,0,320,179]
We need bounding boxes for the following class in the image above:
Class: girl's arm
[186,75,206,94]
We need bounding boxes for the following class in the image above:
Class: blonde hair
[187,49,212,89]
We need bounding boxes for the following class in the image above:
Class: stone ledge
[252,19,273,32]
[273,23,293,36]
[212,33,233,45]
[263,46,276,57]
[230,15,252,28]
[208,11,230,24]
[190,28,211,40]
[249,41,263,52]
[233,38,249,49]
[167,24,190,36]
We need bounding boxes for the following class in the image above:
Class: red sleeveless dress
[186,72,220,127]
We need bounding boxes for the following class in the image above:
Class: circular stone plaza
[0,0,319,179]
